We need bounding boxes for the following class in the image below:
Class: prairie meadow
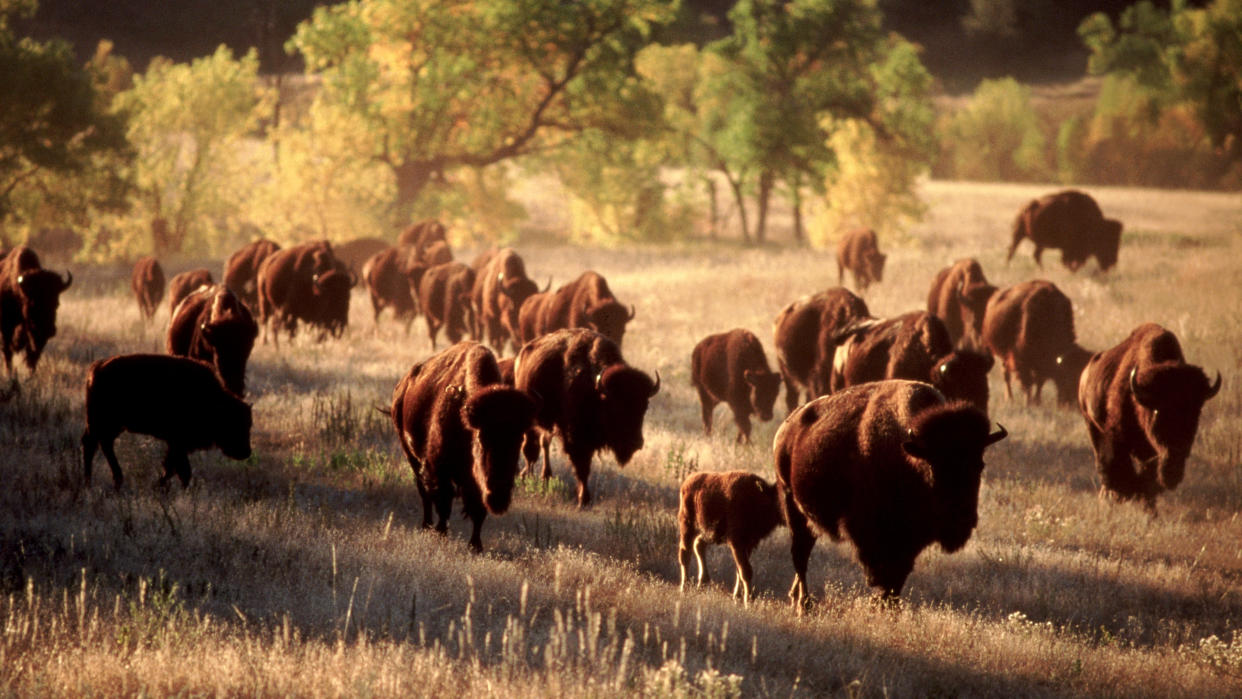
[2,180,1241,696]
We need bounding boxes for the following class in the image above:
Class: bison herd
[0,187,1218,613]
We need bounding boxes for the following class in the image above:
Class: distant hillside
[15,0,1184,92]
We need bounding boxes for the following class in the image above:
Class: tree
[1081,0,1242,162]
[113,46,270,255]
[0,0,130,235]
[288,0,676,226]
[938,77,1049,182]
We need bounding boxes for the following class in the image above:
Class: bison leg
[678,520,697,593]
[464,497,487,554]
[1032,244,1045,268]
[785,494,817,611]
[730,405,752,445]
[89,435,125,490]
[779,365,800,415]
[81,431,117,488]
[566,448,594,508]
[696,388,716,437]
[539,431,554,481]
[160,447,192,488]
[692,535,711,587]
[729,542,754,606]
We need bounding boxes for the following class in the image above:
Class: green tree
[0,0,130,237]
[1081,0,1242,162]
[114,46,270,256]
[939,77,1049,182]
[288,0,676,227]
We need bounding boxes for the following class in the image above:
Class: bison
[926,258,996,350]
[0,245,72,375]
[772,288,872,413]
[473,248,547,355]
[678,470,783,605]
[527,271,635,349]
[167,268,214,316]
[514,328,659,507]
[981,279,1093,406]
[1078,323,1221,512]
[1007,189,1123,272]
[81,353,252,489]
[836,227,886,292]
[690,329,783,444]
[389,341,535,552]
[362,246,426,332]
[256,241,354,346]
[515,288,556,346]
[397,219,447,258]
[167,284,258,396]
[131,256,165,321]
[775,380,1007,606]
[418,262,476,349]
[830,311,994,413]
[223,239,281,314]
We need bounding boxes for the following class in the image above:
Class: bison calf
[690,329,782,444]
[131,256,165,321]
[678,470,783,605]
[836,228,886,292]
[82,354,252,489]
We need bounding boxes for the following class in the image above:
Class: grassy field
[2,179,1241,696]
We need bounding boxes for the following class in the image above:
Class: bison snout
[484,489,512,515]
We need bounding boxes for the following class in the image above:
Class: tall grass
[2,180,1241,695]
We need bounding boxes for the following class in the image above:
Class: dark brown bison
[472,248,546,355]
[1007,189,1123,272]
[690,329,783,444]
[397,218,447,258]
[167,268,214,316]
[678,470,783,605]
[82,354,252,489]
[515,288,555,346]
[0,245,72,375]
[1078,323,1221,512]
[332,237,389,277]
[167,284,258,396]
[772,288,871,413]
[418,262,476,349]
[836,227,886,292]
[775,380,1007,605]
[981,279,1093,406]
[830,311,994,413]
[528,271,635,349]
[926,258,996,350]
[223,239,281,313]
[514,328,659,507]
[362,246,426,332]
[256,241,354,346]
[389,341,535,552]
[131,256,165,321]
[420,239,453,267]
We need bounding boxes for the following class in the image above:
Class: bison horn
[349,270,359,288]
[542,276,552,293]
[986,423,1008,446]
[595,371,605,394]
[650,369,661,396]
[60,270,73,290]
[627,304,636,321]
[1129,367,1158,409]
[1206,371,1222,400]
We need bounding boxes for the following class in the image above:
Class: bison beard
[775,380,1006,607]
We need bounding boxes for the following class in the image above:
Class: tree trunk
[755,169,774,245]
[704,176,719,240]
[722,170,750,245]
[393,161,436,227]
[791,178,805,245]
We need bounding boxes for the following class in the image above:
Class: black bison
[772,288,872,413]
[926,258,996,350]
[418,262,476,349]
[678,470,783,605]
[167,268,214,316]
[131,256,165,321]
[389,341,535,552]
[223,239,281,313]
[256,241,354,346]
[1078,323,1221,512]
[830,311,994,413]
[690,329,783,444]
[362,246,426,332]
[0,245,72,375]
[473,248,547,354]
[836,227,886,292]
[527,271,635,349]
[514,328,659,507]
[981,279,1093,406]
[332,237,389,277]
[1007,189,1123,272]
[81,354,252,489]
[167,284,259,396]
[775,380,1007,605]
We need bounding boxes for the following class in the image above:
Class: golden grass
[3,179,1242,696]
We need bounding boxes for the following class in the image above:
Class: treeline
[2,0,1240,262]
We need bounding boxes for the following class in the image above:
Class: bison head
[1053,345,1095,407]
[866,251,887,285]
[214,392,253,461]
[15,269,72,370]
[958,280,996,345]
[585,300,634,349]
[596,364,659,465]
[902,403,1006,552]
[1130,363,1221,491]
[743,368,782,421]
[1095,218,1123,271]
[312,270,352,335]
[931,350,993,413]
[200,309,258,397]
[463,385,536,514]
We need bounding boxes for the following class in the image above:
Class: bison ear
[1206,371,1222,400]
[650,369,661,397]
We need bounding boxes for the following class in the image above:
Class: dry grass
[3,180,1242,696]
